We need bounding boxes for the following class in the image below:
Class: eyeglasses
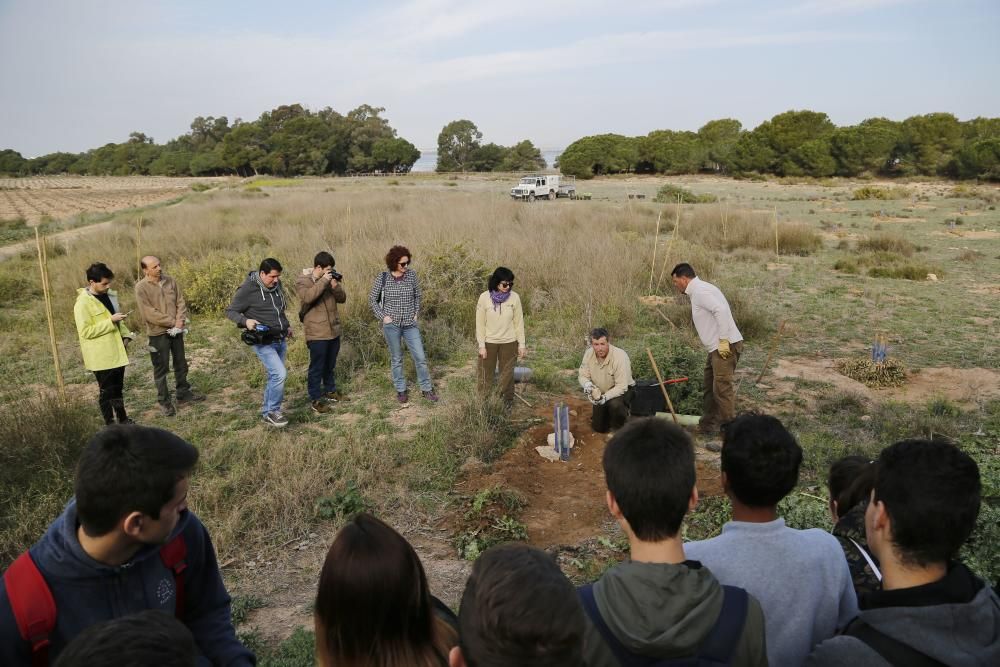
[398,261,410,267]
[499,281,513,288]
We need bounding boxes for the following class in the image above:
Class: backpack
[843,618,947,667]
[3,534,188,667]
[579,583,748,666]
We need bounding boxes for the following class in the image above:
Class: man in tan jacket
[578,328,635,433]
[135,256,203,416]
[295,251,347,414]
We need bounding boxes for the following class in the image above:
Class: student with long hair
[828,455,881,598]
[314,513,457,667]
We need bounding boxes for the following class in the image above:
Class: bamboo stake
[754,320,787,385]
[35,228,65,397]
[135,216,143,282]
[654,307,677,329]
[773,206,779,256]
[647,211,662,293]
[646,347,678,424]
[654,197,682,291]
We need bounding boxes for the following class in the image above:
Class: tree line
[0,104,421,178]
[557,111,1000,181]
[435,120,547,172]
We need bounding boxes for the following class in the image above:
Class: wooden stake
[35,228,65,397]
[135,216,143,282]
[646,347,678,424]
[773,206,780,256]
[754,319,787,385]
[647,211,662,293]
[654,307,678,329]
[654,198,682,291]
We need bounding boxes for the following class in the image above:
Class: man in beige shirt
[578,328,635,433]
[135,256,204,416]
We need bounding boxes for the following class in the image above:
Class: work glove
[583,381,595,396]
[596,395,607,406]
[717,339,732,360]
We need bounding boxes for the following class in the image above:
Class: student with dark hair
[828,456,882,598]
[451,543,584,667]
[74,262,135,424]
[295,250,347,414]
[225,257,293,427]
[578,328,635,433]
[581,417,767,666]
[314,513,456,667]
[670,263,743,439]
[475,266,525,407]
[368,245,438,405]
[685,414,857,666]
[0,425,254,666]
[808,439,1000,666]
[53,609,196,667]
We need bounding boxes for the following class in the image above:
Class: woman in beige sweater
[475,267,526,406]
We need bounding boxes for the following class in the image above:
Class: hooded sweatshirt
[0,500,255,667]
[806,563,1000,667]
[582,560,768,667]
[225,270,290,333]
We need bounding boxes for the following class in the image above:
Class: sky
[1,0,998,157]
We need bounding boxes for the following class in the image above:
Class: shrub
[833,259,859,274]
[654,183,717,204]
[173,252,256,314]
[418,243,490,336]
[0,272,41,305]
[190,182,212,192]
[837,358,907,387]
[628,336,705,415]
[454,486,528,560]
[867,263,941,280]
[0,394,101,566]
[852,186,911,200]
[957,249,984,262]
[857,233,917,256]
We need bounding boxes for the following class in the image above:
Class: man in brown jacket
[295,251,347,414]
[135,256,204,416]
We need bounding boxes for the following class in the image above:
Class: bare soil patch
[457,396,723,548]
[933,230,1000,240]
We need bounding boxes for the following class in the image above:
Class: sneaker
[421,390,439,403]
[263,411,289,427]
[324,391,348,402]
[397,391,409,405]
[159,402,176,417]
[311,400,331,414]
[177,392,206,404]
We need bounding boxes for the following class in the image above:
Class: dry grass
[668,204,821,256]
[857,233,917,256]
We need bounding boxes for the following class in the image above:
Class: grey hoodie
[225,270,290,332]
[806,563,1000,667]
[583,560,768,666]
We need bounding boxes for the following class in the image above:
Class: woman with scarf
[475,267,526,407]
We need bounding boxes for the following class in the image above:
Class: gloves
[596,395,607,406]
[717,339,731,360]
[583,381,595,396]
[166,327,188,338]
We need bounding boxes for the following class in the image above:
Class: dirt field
[0,175,231,224]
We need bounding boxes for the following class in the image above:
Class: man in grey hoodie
[225,258,293,427]
[580,417,768,666]
[807,439,1000,667]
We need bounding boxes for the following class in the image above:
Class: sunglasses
[499,281,514,288]
[398,261,410,267]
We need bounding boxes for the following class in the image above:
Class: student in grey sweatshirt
[807,439,1000,667]
[685,414,857,666]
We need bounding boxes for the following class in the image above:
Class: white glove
[583,381,595,396]
[596,395,607,406]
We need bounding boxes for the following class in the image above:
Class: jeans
[382,323,431,392]
[253,340,287,415]
[93,366,127,425]
[148,333,191,405]
[306,337,341,401]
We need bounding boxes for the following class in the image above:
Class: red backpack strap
[159,534,188,619]
[4,551,56,667]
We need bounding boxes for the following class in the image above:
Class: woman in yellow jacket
[74,262,135,424]
[475,267,525,407]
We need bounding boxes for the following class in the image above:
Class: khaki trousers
[703,341,743,430]
[479,341,518,403]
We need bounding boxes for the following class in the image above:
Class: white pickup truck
[510,174,576,201]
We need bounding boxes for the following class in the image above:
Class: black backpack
[579,583,748,666]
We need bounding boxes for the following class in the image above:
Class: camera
[328,270,343,281]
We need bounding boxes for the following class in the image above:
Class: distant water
[411,148,563,173]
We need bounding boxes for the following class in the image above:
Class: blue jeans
[253,340,287,415]
[382,323,431,392]
[306,337,341,401]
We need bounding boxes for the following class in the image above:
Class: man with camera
[225,257,293,427]
[295,251,347,415]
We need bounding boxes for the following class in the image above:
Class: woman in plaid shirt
[369,245,438,405]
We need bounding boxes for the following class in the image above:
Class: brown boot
[311,400,331,414]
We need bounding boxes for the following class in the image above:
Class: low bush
[868,263,941,280]
[173,252,256,314]
[454,486,528,560]
[629,336,705,415]
[190,182,212,192]
[857,233,917,256]
[654,184,717,204]
[0,271,41,305]
[852,186,911,200]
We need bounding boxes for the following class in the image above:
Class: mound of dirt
[458,396,721,548]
